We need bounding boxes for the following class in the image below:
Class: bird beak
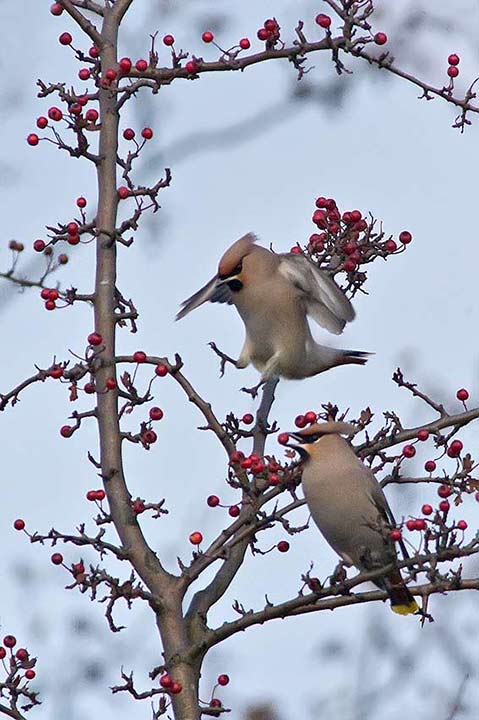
[283,433,310,460]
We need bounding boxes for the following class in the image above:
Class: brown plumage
[177,234,370,381]
[288,422,418,615]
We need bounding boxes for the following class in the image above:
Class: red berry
[290,246,301,254]
[41,288,50,300]
[457,520,467,531]
[295,415,307,428]
[96,489,106,501]
[143,429,157,444]
[135,59,148,71]
[315,13,331,28]
[51,552,63,565]
[76,196,87,208]
[36,116,48,129]
[402,445,416,458]
[304,411,317,424]
[170,682,182,694]
[58,253,68,264]
[123,128,135,140]
[202,31,214,43]
[277,432,289,446]
[390,528,402,542]
[217,674,229,686]
[70,103,82,116]
[66,222,78,235]
[155,363,168,377]
[229,450,245,464]
[350,210,362,223]
[49,365,63,378]
[439,500,450,512]
[85,108,99,122]
[385,239,397,253]
[77,95,88,106]
[86,490,97,501]
[84,381,96,394]
[277,540,290,553]
[264,19,277,32]
[251,460,265,475]
[13,519,25,531]
[25,669,36,680]
[417,429,429,441]
[0,647,6,658]
[447,66,459,78]
[456,388,469,401]
[3,635,16,648]
[34,239,46,252]
[67,234,80,246]
[149,407,164,421]
[438,484,452,498]
[406,519,416,531]
[421,504,433,515]
[88,332,103,346]
[240,457,252,469]
[399,230,412,244]
[48,289,59,301]
[141,127,153,140]
[257,28,271,41]
[189,531,203,545]
[447,440,463,458]
[242,413,254,425]
[59,32,72,45]
[132,499,145,514]
[163,34,175,46]
[50,2,63,14]
[119,57,132,73]
[89,45,99,58]
[133,350,147,363]
[185,60,198,74]
[374,32,388,45]
[448,54,460,66]
[45,299,56,311]
[207,495,220,508]
[414,518,426,531]
[118,186,130,199]
[239,38,250,50]
[424,460,436,472]
[160,674,173,688]
[105,68,117,81]
[16,648,28,661]
[210,699,222,708]
[228,505,240,517]
[60,425,73,438]
[268,473,280,485]
[78,68,90,80]
[343,259,357,273]
[27,133,39,146]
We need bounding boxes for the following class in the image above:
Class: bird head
[217,233,257,292]
[285,421,357,461]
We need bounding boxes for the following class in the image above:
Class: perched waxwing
[176,233,369,381]
[287,421,418,615]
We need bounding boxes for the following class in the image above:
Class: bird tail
[336,350,372,367]
[385,570,418,615]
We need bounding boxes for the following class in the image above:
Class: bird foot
[240,379,266,399]
[208,342,238,378]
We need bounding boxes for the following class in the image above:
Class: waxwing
[287,421,418,615]
[176,233,369,381]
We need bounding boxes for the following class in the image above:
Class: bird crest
[218,233,257,278]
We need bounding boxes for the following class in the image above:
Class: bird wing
[176,275,233,321]
[278,254,355,335]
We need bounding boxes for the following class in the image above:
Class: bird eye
[232,261,242,275]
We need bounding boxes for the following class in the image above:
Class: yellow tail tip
[391,599,419,616]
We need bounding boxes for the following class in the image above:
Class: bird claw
[240,379,266,399]
[208,342,238,378]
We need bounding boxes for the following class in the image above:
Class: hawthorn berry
[118,186,130,199]
[239,38,251,49]
[41,288,51,300]
[457,520,467,530]
[51,552,64,565]
[49,365,63,378]
[295,415,307,428]
[16,648,28,662]
[88,332,103,346]
[58,253,68,264]
[13,519,25,531]
[160,674,173,688]
[315,13,331,28]
[229,450,245,464]
[96,490,106,500]
[406,519,416,531]
[439,500,450,512]
[242,413,254,425]
[202,31,214,43]
[86,490,97,501]
[68,234,80,245]
[189,531,203,545]
[59,32,72,45]
[385,239,397,253]
[85,108,99,122]
[141,127,153,139]
[149,407,164,421]
[50,2,63,15]
[143,429,157,444]
[402,444,416,459]
[0,648,6,659]
[343,259,357,272]
[240,457,253,469]
[123,128,135,140]
[70,103,82,116]
[133,350,147,363]
[277,432,289,445]
[414,518,426,531]
[456,388,469,401]
[45,300,56,311]
[60,425,73,438]
[448,54,460,66]
[447,66,459,78]
[36,116,48,129]
[304,411,317,424]
[155,363,168,377]
[374,32,388,45]
[135,59,148,71]
[27,133,39,146]
[228,505,240,517]
[268,473,280,485]
[119,57,132,73]
[390,528,402,541]
[217,674,229,686]
[132,499,145,514]
[25,669,36,680]
[422,504,433,515]
[447,439,463,458]
[3,635,16,648]
[424,460,436,472]
[257,28,271,41]
[438,484,452,498]
[185,60,198,74]
[399,230,412,244]
[417,429,429,441]
[163,34,175,46]
[207,495,220,508]
[277,540,290,553]
[210,699,222,708]
[78,68,90,80]
[89,45,99,58]
[170,682,182,694]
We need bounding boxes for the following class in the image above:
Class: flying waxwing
[287,421,418,615]
[176,233,369,381]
